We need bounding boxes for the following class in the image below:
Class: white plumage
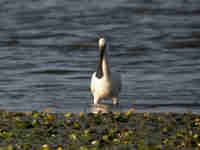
[90,38,121,105]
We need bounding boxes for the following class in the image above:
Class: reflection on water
[88,104,125,113]
[89,104,111,114]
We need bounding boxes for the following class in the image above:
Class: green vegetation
[0,109,199,150]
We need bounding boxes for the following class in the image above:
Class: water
[0,0,200,113]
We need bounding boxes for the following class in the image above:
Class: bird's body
[90,38,121,105]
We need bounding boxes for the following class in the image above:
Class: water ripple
[0,0,199,112]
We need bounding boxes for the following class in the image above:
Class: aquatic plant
[0,110,199,149]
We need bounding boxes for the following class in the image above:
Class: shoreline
[1,102,200,114]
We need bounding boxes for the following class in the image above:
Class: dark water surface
[0,0,200,113]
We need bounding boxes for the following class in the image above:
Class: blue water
[0,0,200,113]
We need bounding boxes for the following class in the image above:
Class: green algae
[0,110,199,150]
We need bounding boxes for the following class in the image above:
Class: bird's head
[98,38,107,56]
[98,38,106,49]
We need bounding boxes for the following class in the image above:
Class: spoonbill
[90,38,121,105]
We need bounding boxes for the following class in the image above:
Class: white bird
[90,38,121,105]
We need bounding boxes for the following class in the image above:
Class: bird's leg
[93,96,100,105]
[112,97,118,105]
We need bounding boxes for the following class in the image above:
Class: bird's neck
[102,52,110,78]
[96,50,110,79]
